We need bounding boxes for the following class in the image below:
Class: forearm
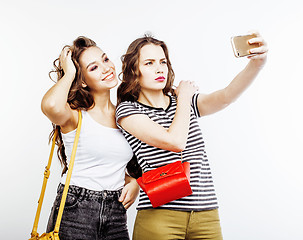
[119,98,192,152]
[167,95,192,151]
[120,173,140,209]
[120,81,198,152]
[224,59,264,103]
[125,173,136,185]
[42,47,76,119]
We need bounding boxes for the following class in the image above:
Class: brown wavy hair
[117,34,175,105]
[49,36,96,175]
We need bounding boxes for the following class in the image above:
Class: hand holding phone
[231,34,260,58]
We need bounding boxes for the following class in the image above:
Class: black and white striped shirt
[116,94,218,211]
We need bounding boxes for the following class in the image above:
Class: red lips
[155,76,165,81]
[102,72,114,81]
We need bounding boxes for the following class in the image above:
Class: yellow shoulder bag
[29,110,82,240]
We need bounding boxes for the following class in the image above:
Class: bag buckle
[44,168,50,179]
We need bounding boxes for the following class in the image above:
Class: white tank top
[60,110,133,191]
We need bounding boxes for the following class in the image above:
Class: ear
[82,82,87,88]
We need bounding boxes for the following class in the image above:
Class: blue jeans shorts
[46,184,129,240]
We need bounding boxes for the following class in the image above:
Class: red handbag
[136,160,192,208]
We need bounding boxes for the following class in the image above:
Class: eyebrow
[143,57,166,62]
[86,53,106,69]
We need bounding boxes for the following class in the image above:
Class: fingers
[246,31,268,60]
[120,190,134,209]
[249,45,268,55]
[175,80,199,98]
[123,198,133,210]
[119,186,133,209]
[247,52,267,60]
[188,80,199,92]
[179,80,199,90]
[119,188,127,203]
[246,29,267,47]
[58,45,76,76]
[59,46,71,63]
[62,46,71,55]
[249,37,267,48]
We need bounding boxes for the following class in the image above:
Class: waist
[60,165,126,191]
[57,183,122,200]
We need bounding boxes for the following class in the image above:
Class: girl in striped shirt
[116,33,267,240]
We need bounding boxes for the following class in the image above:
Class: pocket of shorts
[55,192,78,210]
[119,201,127,213]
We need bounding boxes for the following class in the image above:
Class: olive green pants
[133,208,223,240]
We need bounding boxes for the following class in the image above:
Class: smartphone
[231,34,259,58]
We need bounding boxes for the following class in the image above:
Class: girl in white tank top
[41,36,139,240]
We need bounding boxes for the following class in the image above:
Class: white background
[0,0,302,239]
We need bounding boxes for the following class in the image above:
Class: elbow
[41,97,66,119]
[41,97,57,116]
[172,146,186,153]
[169,140,187,153]
[40,95,71,126]
[162,131,188,152]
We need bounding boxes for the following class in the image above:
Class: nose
[100,62,111,74]
[155,63,164,74]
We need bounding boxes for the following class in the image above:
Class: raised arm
[197,32,268,116]
[41,47,77,130]
[118,81,198,152]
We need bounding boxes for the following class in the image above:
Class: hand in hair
[59,46,76,77]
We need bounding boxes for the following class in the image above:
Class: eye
[104,57,109,62]
[145,61,152,65]
[161,60,167,65]
[90,65,98,71]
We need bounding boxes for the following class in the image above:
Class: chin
[108,78,118,88]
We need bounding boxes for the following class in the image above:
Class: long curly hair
[117,34,175,106]
[49,36,96,175]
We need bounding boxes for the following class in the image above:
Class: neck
[91,90,114,111]
[138,90,169,109]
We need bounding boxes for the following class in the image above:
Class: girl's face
[79,46,118,92]
[138,44,168,92]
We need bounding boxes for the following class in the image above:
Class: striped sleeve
[191,93,200,118]
[116,101,144,128]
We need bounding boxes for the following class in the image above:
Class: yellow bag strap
[30,127,58,238]
[30,110,82,238]
[54,110,82,233]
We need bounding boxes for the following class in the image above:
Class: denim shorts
[46,184,129,240]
